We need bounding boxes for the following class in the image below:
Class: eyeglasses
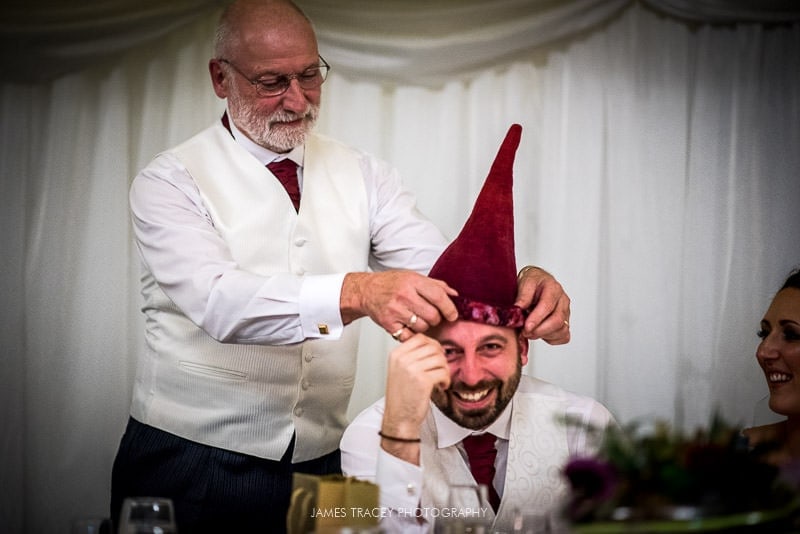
[218,56,330,97]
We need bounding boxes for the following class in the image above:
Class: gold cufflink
[317,324,329,335]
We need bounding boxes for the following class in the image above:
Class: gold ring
[517,265,536,281]
[408,313,418,326]
[391,327,405,340]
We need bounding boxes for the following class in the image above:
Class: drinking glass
[118,497,177,534]
[509,509,551,533]
[434,484,492,534]
[70,517,111,534]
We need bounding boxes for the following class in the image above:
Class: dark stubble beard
[228,90,319,152]
[432,356,523,430]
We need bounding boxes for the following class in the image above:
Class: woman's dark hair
[781,268,800,291]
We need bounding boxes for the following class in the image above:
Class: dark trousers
[111,417,341,534]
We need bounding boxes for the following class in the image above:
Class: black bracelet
[378,430,421,443]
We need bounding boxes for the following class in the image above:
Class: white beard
[228,90,319,152]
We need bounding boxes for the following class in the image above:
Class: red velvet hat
[429,124,525,327]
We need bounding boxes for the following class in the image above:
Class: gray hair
[213,0,312,59]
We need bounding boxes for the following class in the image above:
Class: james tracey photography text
[310,507,489,519]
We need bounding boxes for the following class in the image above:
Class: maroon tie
[462,433,501,512]
[267,159,301,212]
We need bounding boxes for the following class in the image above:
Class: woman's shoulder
[742,421,786,447]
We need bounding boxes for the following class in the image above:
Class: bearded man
[111,2,572,532]
[341,125,615,533]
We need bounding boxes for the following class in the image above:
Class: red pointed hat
[429,124,525,327]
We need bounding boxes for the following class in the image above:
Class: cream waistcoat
[419,377,570,532]
[130,123,370,462]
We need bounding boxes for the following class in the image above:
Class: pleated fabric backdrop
[2,1,799,531]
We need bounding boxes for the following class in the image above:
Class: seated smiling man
[340,125,616,533]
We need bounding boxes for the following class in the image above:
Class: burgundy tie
[267,159,301,212]
[462,433,501,512]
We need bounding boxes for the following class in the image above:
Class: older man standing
[111,1,571,531]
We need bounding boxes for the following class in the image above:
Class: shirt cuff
[376,448,424,513]
[299,272,346,339]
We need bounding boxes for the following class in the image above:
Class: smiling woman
[743,270,800,465]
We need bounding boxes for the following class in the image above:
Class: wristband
[378,430,421,443]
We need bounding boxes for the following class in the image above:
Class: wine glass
[70,517,111,534]
[509,508,553,533]
[118,497,177,534]
[434,484,492,534]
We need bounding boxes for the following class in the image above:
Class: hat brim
[452,295,527,328]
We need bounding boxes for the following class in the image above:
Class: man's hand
[341,271,458,341]
[514,266,571,344]
[380,334,450,465]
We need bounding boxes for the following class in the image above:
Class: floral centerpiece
[562,413,800,532]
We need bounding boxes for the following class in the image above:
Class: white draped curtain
[2,1,799,531]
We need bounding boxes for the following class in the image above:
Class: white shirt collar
[431,398,514,449]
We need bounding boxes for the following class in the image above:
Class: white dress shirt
[129,116,447,345]
[341,378,615,533]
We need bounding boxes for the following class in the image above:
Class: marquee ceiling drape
[3,0,800,84]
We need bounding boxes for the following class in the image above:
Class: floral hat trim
[453,295,527,328]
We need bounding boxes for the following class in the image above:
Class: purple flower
[563,457,619,522]
[564,457,618,502]
[779,458,800,491]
